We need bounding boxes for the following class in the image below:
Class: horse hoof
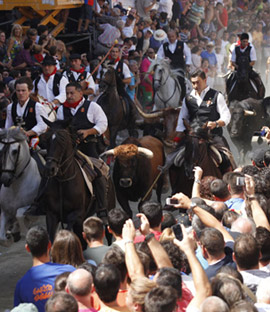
[12,232,21,242]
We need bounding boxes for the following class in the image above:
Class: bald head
[201,296,229,312]
[231,217,256,235]
[66,269,93,297]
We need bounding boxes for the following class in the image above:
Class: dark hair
[156,267,182,298]
[15,77,33,90]
[45,292,78,312]
[161,213,176,231]
[37,25,48,36]
[78,262,97,276]
[26,226,49,258]
[191,69,206,80]
[51,230,85,267]
[234,234,260,270]
[83,216,104,241]
[218,266,243,283]
[140,202,162,228]
[210,179,230,199]
[160,240,185,271]
[200,228,225,257]
[222,210,239,228]
[102,245,127,283]
[27,28,37,37]
[241,165,260,176]
[127,14,135,20]
[191,46,200,54]
[144,286,178,312]
[255,226,270,261]
[66,82,82,91]
[23,38,33,50]
[94,264,120,303]
[240,32,249,40]
[54,272,71,292]
[136,242,157,273]
[49,45,57,57]
[108,208,129,236]
[211,202,228,222]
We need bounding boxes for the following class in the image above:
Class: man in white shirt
[33,55,69,108]
[5,77,47,138]
[157,29,191,100]
[175,69,231,147]
[62,54,95,99]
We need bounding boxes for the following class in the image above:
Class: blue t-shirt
[201,51,217,66]
[126,72,136,101]
[225,197,245,215]
[14,262,76,312]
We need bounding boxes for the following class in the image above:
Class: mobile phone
[172,224,183,241]
[261,129,266,136]
[133,218,141,229]
[166,198,179,206]
[236,177,245,186]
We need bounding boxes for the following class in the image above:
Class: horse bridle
[0,140,31,180]
[153,67,181,107]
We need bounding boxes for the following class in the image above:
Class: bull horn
[244,110,256,116]
[100,149,115,158]
[134,99,164,119]
[137,147,153,158]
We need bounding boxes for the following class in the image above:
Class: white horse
[0,127,41,246]
[150,59,183,110]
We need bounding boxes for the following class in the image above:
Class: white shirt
[122,25,134,38]
[158,0,173,19]
[231,43,257,62]
[176,86,231,132]
[33,73,69,104]
[96,61,131,80]
[5,98,48,136]
[157,40,192,65]
[62,70,95,93]
[57,100,108,135]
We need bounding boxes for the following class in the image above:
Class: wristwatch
[189,202,197,210]
[215,121,219,128]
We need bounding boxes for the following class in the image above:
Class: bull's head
[100,145,153,188]
[228,105,256,138]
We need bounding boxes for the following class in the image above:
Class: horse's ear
[42,116,53,128]
[61,117,73,129]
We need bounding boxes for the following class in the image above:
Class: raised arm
[137,213,173,269]
[174,225,211,309]
[122,219,145,281]
[245,175,270,231]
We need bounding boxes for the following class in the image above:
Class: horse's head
[0,128,29,187]
[99,66,116,92]
[42,118,75,178]
[151,59,170,91]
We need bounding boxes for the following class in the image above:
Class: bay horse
[97,66,137,148]
[168,119,234,196]
[0,127,41,246]
[40,119,96,245]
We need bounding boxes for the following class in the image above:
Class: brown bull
[101,136,165,217]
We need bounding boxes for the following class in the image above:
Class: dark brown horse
[168,119,231,196]
[97,66,137,148]
[39,119,96,245]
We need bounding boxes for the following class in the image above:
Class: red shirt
[133,230,162,243]
[218,7,228,30]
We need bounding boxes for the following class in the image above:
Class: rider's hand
[193,166,203,181]
[206,121,217,130]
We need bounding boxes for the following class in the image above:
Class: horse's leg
[0,210,14,246]
[109,126,118,148]
[116,192,133,218]
[46,212,59,243]
[156,174,164,203]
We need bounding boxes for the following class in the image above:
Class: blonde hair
[159,228,175,242]
[11,24,23,38]
[129,277,156,305]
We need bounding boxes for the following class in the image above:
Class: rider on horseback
[230,32,264,99]
[157,29,192,100]
[5,77,47,142]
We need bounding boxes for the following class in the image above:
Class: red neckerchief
[63,97,83,109]
[71,67,85,74]
[237,39,241,46]
[43,66,57,82]
[240,43,249,49]
[108,55,120,63]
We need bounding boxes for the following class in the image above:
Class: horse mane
[149,59,183,80]
[0,127,27,142]
[46,119,77,147]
